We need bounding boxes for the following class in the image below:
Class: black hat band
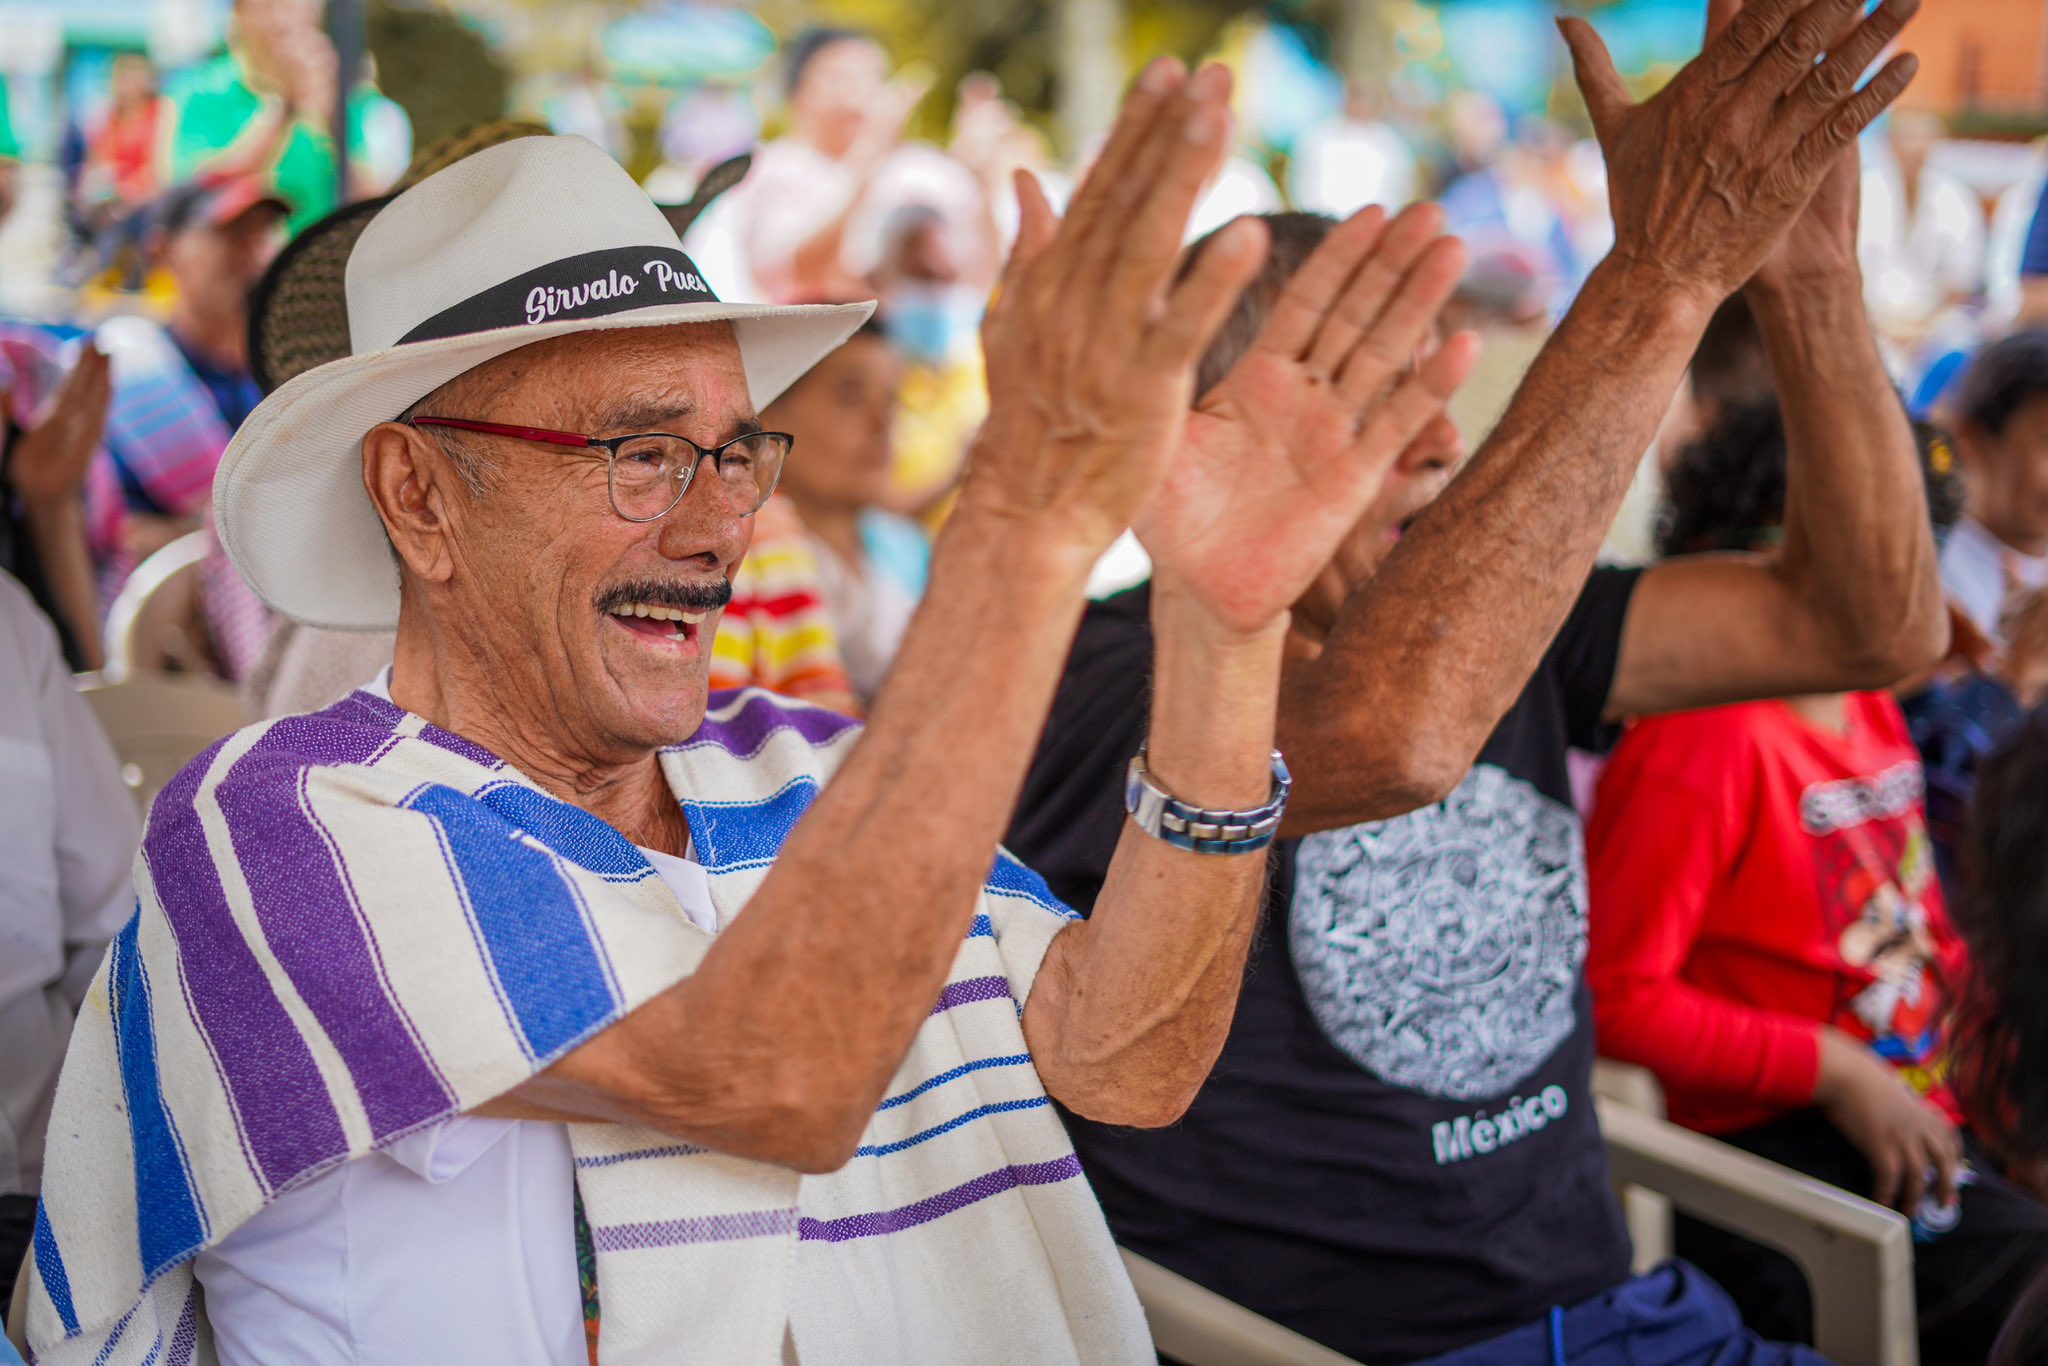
[397,246,721,346]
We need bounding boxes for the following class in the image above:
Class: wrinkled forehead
[442,321,755,433]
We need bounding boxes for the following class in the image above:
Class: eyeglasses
[407,416,795,522]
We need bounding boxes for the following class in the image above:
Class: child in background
[1942,329,2048,649]
[1585,400,2048,1362]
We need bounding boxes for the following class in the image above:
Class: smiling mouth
[605,600,711,650]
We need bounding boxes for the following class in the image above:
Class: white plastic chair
[100,530,213,683]
[1126,1086,1917,1366]
[1594,1058,1676,1270]
[1594,1066,1918,1366]
[1123,1248,1364,1366]
[75,670,250,814]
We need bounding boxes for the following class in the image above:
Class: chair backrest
[76,671,250,815]
[1597,1098,1917,1366]
[1594,1057,1677,1270]
[1592,1058,1668,1118]
[1120,1248,1364,1366]
[101,530,215,682]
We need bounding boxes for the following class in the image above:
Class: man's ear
[363,422,458,586]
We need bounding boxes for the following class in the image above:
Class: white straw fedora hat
[214,134,873,630]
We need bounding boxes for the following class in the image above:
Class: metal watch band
[1123,746,1292,855]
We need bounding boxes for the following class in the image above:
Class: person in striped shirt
[708,492,857,713]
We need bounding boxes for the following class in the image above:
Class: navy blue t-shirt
[1008,568,1642,1365]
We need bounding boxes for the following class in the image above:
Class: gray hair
[393,366,513,499]
[1183,212,1341,398]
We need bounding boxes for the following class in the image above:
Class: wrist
[1583,251,1720,336]
[1747,264,1864,316]
[1146,584,1286,811]
[930,498,1099,595]
[947,451,1129,572]
[10,468,84,509]
[1150,576,1292,654]
[1813,1026,1880,1106]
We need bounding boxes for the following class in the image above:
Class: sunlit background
[0,1,2039,299]
[0,0,2043,435]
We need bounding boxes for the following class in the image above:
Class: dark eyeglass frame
[406,415,795,523]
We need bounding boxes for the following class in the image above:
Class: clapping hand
[1560,0,1917,311]
[950,73,1021,185]
[1136,204,1478,636]
[849,72,932,176]
[962,60,1267,560]
[278,25,339,126]
[1705,0,1865,294]
[3,344,112,506]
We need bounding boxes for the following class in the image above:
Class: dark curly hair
[1953,328,2048,438]
[1655,398,1963,558]
[1946,708,2048,1167]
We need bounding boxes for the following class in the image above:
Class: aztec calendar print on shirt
[1290,763,1587,1101]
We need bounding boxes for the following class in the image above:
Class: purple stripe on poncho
[930,976,1011,1015]
[214,715,455,1140]
[797,1156,1084,1243]
[683,690,860,759]
[592,1207,799,1252]
[144,740,348,1192]
[340,690,506,769]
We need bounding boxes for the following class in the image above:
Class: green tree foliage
[775,0,1268,150]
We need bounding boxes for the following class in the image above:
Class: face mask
[884,284,982,364]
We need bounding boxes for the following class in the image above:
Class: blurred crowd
[7,5,2048,710]
[0,2,2032,690]
[8,4,2048,1363]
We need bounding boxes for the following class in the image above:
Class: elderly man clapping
[24,65,1472,1366]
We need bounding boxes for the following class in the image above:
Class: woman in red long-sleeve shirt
[1586,401,2048,1361]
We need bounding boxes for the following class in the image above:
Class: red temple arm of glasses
[410,416,593,448]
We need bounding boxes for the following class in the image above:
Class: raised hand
[949,72,1020,184]
[962,60,1266,558]
[1704,0,1865,294]
[1136,203,1478,636]
[4,344,112,505]
[279,25,339,126]
[1560,0,1917,310]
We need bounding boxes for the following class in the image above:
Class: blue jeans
[1412,1261,1829,1366]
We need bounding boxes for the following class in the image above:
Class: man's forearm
[1277,258,1710,832]
[647,495,1104,1164]
[1024,585,1284,1126]
[1751,273,1946,677]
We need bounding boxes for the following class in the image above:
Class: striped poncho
[26,687,1151,1365]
